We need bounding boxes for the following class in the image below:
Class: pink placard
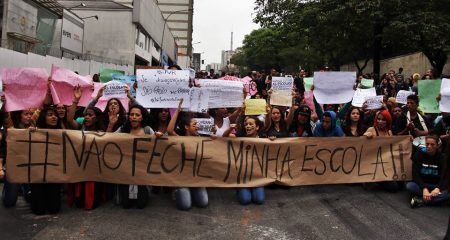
[50,65,93,106]
[1,68,49,111]
[304,91,318,118]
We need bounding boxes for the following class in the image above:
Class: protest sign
[440,78,450,112]
[50,65,93,107]
[303,91,319,118]
[112,74,136,97]
[194,118,214,135]
[91,82,129,112]
[199,79,244,108]
[136,69,191,108]
[100,68,125,83]
[7,129,412,187]
[270,76,294,106]
[189,88,209,113]
[365,95,384,110]
[314,72,356,104]
[1,68,49,111]
[361,79,374,88]
[0,74,3,109]
[241,76,258,96]
[103,80,127,98]
[396,90,415,105]
[245,99,267,115]
[351,88,376,107]
[303,78,314,91]
[418,80,442,113]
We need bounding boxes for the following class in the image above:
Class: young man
[394,95,432,138]
[407,135,449,208]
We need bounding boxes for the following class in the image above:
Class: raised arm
[66,85,82,129]
[167,99,183,136]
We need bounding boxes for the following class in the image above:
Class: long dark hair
[241,116,263,137]
[148,108,170,131]
[266,106,287,133]
[11,110,30,129]
[342,106,367,136]
[84,106,105,131]
[289,106,313,136]
[103,98,127,131]
[175,113,193,136]
[120,105,149,133]
[36,106,61,129]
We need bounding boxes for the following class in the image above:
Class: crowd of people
[0,65,449,216]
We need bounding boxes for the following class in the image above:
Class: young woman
[29,106,63,215]
[167,99,208,210]
[209,108,241,137]
[364,110,403,192]
[342,107,367,137]
[263,106,289,138]
[66,86,106,210]
[1,109,34,207]
[225,116,265,205]
[149,108,170,135]
[116,105,157,209]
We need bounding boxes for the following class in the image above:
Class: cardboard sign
[314,72,356,104]
[396,90,415,105]
[352,88,376,107]
[136,69,191,108]
[245,99,267,115]
[199,79,244,108]
[270,76,294,106]
[194,118,214,135]
[7,129,412,187]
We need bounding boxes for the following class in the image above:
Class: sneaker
[410,196,424,208]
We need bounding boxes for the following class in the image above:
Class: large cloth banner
[7,129,412,187]
[440,78,450,112]
[136,69,191,108]
[1,68,49,111]
[314,72,356,104]
[50,65,93,107]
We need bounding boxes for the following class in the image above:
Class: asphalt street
[0,184,449,240]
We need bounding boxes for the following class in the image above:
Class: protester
[263,105,289,138]
[408,135,449,208]
[28,105,62,215]
[313,111,345,137]
[116,105,157,209]
[167,99,208,211]
[342,106,367,137]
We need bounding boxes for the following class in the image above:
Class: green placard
[361,79,374,88]
[100,68,125,83]
[418,79,442,113]
[303,77,314,91]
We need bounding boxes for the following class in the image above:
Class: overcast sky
[192,0,260,67]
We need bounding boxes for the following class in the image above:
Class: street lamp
[160,8,194,66]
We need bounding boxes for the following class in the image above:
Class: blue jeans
[175,187,208,210]
[237,187,265,205]
[406,182,450,205]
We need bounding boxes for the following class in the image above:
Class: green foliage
[235,0,450,76]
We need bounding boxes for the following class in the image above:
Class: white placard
[396,90,415,105]
[440,78,450,112]
[199,79,243,108]
[270,76,293,106]
[351,88,376,107]
[136,69,191,108]
[194,118,214,135]
[314,72,356,104]
[189,88,210,113]
[365,95,384,110]
[0,74,3,109]
[103,80,127,98]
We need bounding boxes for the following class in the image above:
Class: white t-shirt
[214,117,230,137]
